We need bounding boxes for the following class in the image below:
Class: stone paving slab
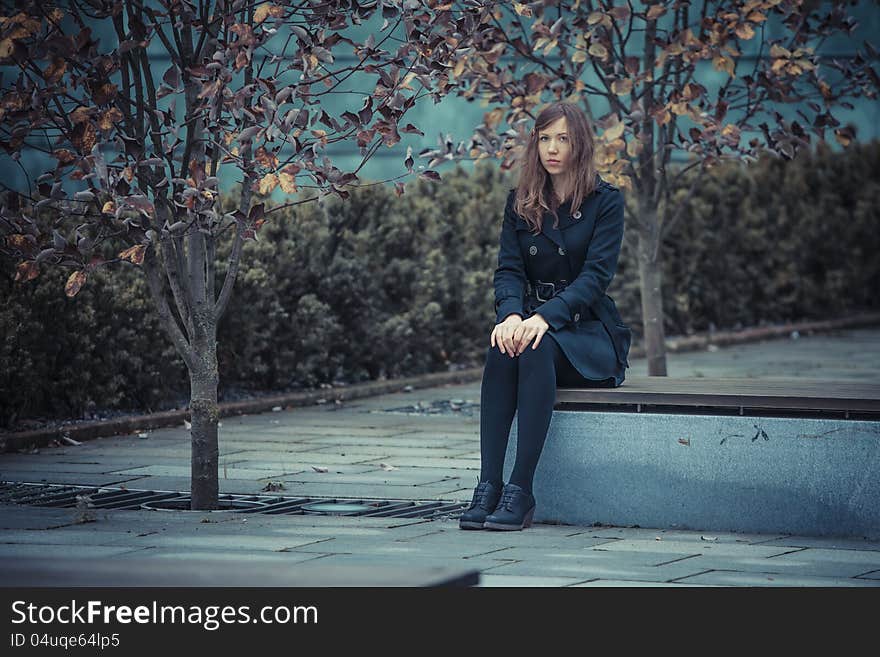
[276,552,515,574]
[286,538,515,560]
[213,460,378,472]
[108,465,302,479]
[1,461,144,474]
[0,544,148,559]
[575,525,792,544]
[113,547,329,565]
[570,579,715,587]
[477,574,590,587]
[0,528,142,546]
[485,545,700,566]
[0,506,81,530]
[55,446,245,458]
[299,434,475,447]
[231,450,383,465]
[588,538,795,558]
[671,570,880,587]
[120,532,332,552]
[304,444,475,458]
[365,428,479,440]
[355,455,480,469]
[0,472,148,487]
[766,547,880,567]
[2,455,250,469]
[258,426,421,437]
[270,480,469,499]
[757,536,880,551]
[480,553,710,582]
[667,554,878,579]
[397,524,615,550]
[279,470,458,486]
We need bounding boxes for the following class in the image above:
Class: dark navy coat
[493,175,632,386]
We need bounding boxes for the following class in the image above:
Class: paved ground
[1,328,879,587]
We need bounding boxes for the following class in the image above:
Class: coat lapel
[540,216,566,250]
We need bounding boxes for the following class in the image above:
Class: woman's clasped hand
[490,313,550,357]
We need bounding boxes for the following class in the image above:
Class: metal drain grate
[0,481,467,519]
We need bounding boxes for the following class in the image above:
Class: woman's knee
[517,336,557,367]
[484,345,517,369]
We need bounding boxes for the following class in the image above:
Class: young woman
[460,101,632,531]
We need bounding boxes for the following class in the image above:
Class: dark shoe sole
[458,520,486,530]
[484,507,535,531]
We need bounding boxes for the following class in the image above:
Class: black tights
[478,337,612,494]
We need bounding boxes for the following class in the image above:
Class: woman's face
[537,116,571,176]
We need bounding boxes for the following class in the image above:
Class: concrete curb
[2,311,878,453]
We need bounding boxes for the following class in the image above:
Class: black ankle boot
[483,483,536,531]
[459,480,503,530]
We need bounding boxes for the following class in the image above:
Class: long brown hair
[514,102,598,232]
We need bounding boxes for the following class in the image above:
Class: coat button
[558,246,565,256]
[529,245,537,256]
[573,210,582,219]
[574,313,580,322]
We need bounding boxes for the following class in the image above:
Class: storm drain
[0,482,467,519]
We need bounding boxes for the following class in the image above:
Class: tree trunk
[637,233,668,377]
[189,315,219,510]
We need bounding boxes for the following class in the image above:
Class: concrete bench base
[504,411,880,539]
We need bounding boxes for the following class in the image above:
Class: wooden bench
[503,376,880,539]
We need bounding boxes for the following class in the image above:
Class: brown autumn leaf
[603,119,624,141]
[70,107,92,124]
[98,108,123,130]
[0,38,14,59]
[15,261,39,282]
[834,127,853,147]
[43,58,67,84]
[611,78,633,95]
[254,4,284,24]
[92,83,118,105]
[770,44,790,59]
[52,149,77,165]
[254,145,279,169]
[647,4,666,20]
[278,171,297,194]
[101,201,115,214]
[513,2,532,17]
[229,23,256,47]
[735,24,755,40]
[65,270,86,297]
[197,79,222,100]
[588,43,608,61]
[713,55,735,77]
[71,121,97,153]
[118,244,146,265]
[484,107,505,129]
[258,173,278,195]
[6,234,30,250]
